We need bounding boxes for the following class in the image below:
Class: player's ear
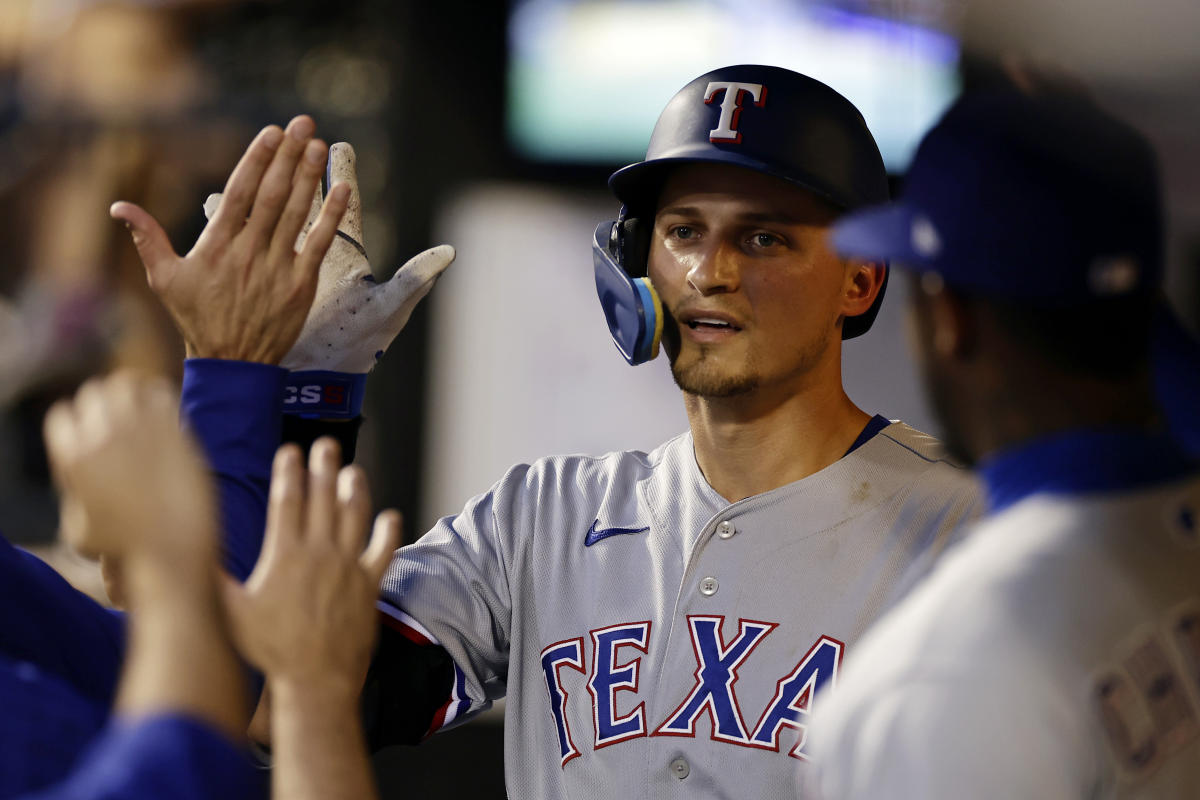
[841,259,886,318]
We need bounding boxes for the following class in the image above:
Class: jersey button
[669,757,690,780]
[699,576,719,596]
[716,520,737,539]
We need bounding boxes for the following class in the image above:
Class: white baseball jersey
[811,458,1200,799]
[380,421,980,798]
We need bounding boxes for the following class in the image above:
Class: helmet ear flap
[592,208,663,365]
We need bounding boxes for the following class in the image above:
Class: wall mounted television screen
[508,0,960,172]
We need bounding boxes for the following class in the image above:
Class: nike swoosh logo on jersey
[584,520,650,547]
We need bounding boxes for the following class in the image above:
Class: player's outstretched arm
[109,116,353,590]
[202,140,455,460]
[222,438,400,800]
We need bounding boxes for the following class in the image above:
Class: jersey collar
[844,414,891,457]
[978,427,1195,514]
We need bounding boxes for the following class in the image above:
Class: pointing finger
[327,142,363,246]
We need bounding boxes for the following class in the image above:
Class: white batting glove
[204,142,454,418]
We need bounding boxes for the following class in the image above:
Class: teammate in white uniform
[812,86,1200,798]
[370,65,980,798]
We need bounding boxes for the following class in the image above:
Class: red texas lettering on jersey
[539,616,843,767]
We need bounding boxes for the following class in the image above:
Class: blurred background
[0,0,1196,795]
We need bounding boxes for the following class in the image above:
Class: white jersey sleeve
[377,464,527,725]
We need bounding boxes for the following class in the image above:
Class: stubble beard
[670,347,761,398]
[668,328,833,400]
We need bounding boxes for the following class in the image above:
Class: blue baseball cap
[832,88,1163,304]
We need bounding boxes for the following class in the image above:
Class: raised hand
[221,438,401,694]
[204,142,454,374]
[42,371,214,566]
[112,116,351,364]
[45,373,253,743]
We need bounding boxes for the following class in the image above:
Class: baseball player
[115,67,980,797]
[810,86,1200,798]
[364,67,981,798]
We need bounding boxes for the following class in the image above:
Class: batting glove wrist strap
[281,370,367,419]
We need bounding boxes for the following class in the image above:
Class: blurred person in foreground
[0,117,360,728]
[0,371,399,800]
[0,110,441,796]
[2,372,255,799]
[0,114,351,752]
[809,85,1200,797]
[1,109,408,796]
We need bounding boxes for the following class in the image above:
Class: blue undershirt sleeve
[181,359,286,582]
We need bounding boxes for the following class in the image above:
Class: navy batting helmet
[592,64,891,365]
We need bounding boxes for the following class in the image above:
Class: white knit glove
[203,142,454,418]
[203,142,454,375]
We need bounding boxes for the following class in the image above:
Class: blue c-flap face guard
[592,220,662,365]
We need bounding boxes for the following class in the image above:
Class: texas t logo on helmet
[592,64,892,365]
[704,81,767,144]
